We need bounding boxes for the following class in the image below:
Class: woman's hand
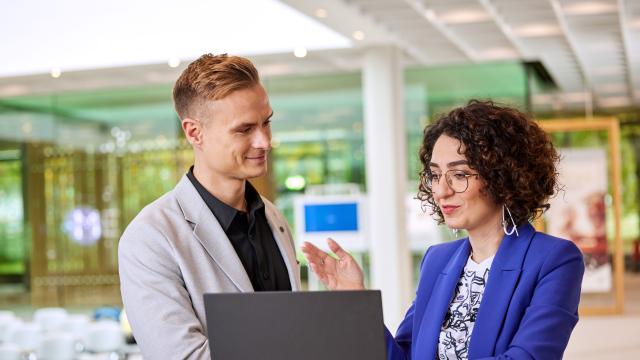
[301,238,365,291]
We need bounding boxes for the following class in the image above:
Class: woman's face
[429,135,502,233]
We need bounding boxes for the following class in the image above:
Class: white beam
[548,0,593,91]
[617,0,640,106]
[280,0,433,64]
[477,0,529,59]
[404,0,479,62]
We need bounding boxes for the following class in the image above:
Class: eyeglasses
[422,169,480,193]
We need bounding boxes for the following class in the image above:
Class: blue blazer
[385,223,584,360]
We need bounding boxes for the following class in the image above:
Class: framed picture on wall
[538,118,624,315]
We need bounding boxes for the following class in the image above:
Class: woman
[302,100,585,360]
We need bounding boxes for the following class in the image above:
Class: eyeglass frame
[421,169,480,194]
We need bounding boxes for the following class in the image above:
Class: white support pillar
[362,46,412,332]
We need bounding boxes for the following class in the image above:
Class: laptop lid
[204,290,386,360]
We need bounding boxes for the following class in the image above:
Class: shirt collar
[186,166,264,231]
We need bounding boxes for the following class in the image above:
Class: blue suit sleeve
[476,240,585,360]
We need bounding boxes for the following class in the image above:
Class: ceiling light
[0,84,29,97]
[562,92,590,102]
[168,58,181,68]
[50,68,61,78]
[513,24,561,37]
[352,30,365,41]
[479,47,518,60]
[437,9,491,24]
[598,96,630,107]
[293,47,307,58]
[598,83,627,93]
[21,122,33,135]
[563,1,617,15]
[285,175,306,191]
[315,8,328,18]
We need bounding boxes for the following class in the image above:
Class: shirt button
[263,272,270,280]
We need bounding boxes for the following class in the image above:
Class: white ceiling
[0,0,349,77]
[281,0,640,110]
[1,0,639,112]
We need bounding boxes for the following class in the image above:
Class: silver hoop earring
[502,205,519,236]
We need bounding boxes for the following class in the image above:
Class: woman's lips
[441,205,460,215]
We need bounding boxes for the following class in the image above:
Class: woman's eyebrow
[429,160,468,168]
[447,160,468,167]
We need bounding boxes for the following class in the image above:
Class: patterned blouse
[437,255,494,360]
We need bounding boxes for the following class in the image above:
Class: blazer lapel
[174,176,254,292]
[263,200,300,291]
[468,223,535,358]
[415,240,470,358]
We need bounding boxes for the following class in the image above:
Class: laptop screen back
[204,290,386,360]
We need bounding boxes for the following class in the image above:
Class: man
[118,53,301,359]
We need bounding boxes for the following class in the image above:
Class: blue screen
[304,203,359,232]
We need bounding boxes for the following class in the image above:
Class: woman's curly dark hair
[417,100,560,226]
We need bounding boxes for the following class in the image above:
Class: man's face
[196,84,273,181]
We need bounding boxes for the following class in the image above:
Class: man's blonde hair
[173,53,260,120]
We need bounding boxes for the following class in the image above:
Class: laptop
[204,290,387,360]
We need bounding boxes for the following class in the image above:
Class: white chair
[84,320,123,353]
[61,314,89,339]
[34,308,68,332]
[0,314,18,343]
[6,322,42,352]
[37,332,76,360]
[0,311,15,320]
[0,343,22,360]
[1,318,23,344]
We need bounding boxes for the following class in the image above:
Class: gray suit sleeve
[118,221,210,360]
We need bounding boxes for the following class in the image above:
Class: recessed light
[352,31,365,41]
[315,8,328,18]
[437,9,491,24]
[564,1,617,15]
[21,122,33,134]
[479,47,518,60]
[599,96,631,107]
[513,24,561,37]
[168,58,181,68]
[598,83,627,94]
[562,92,590,102]
[50,68,62,78]
[294,47,307,58]
[0,84,29,97]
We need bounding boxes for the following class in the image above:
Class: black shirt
[187,167,291,291]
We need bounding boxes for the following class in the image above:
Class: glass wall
[2,60,636,308]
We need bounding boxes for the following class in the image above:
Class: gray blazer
[118,175,301,359]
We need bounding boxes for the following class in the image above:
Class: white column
[362,46,412,332]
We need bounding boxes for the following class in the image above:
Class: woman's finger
[327,238,349,260]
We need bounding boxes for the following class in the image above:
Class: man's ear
[182,117,202,146]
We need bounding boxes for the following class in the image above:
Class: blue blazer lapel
[469,223,535,358]
[415,240,470,358]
